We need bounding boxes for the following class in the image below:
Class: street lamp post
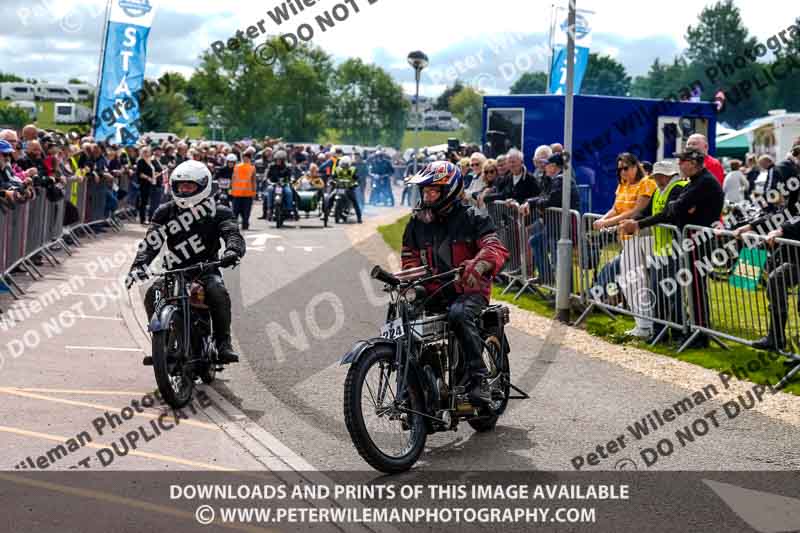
[407,51,429,181]
[556,0,577,323]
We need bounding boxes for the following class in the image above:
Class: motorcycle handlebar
[370,265,400,286]
[370,265,463,288]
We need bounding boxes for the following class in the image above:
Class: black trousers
[138,180,152,223]
[231,197,253,229]
[765,260,799,345]
[144,272,232,340]
[446,293,489,375]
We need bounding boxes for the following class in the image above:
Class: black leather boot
[216,336,240,364]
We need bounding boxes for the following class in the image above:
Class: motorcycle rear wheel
[344,345,427,473]
[468,336,510,432]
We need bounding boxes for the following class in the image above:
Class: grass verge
[377,214,800,395]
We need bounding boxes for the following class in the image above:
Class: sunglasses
[470,162,482,167]
[485,169,497,174]
[617,165,631,172]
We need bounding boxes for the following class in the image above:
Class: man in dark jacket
[748,217,800,351]
[484,148,541,205]
[621,148,725,348]
[402,161,509,403]
[127,161,246,364]
[519,152,579,284]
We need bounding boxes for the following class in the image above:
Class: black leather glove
[220,251,240,268]
[125,266,147,290]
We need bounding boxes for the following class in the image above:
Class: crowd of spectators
[441,132,800,355]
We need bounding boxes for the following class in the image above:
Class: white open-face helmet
[170,160,212,209]
[339,156,352,169]
[226,154,237,163]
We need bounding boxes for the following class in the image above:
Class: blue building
[481,94,718,213]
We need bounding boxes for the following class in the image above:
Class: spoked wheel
[275,202,284,229]
[468,335,511,432]
[344,345,427,473]
[200,343,216,384]
[334,200,343,224]
[152,314,194,408]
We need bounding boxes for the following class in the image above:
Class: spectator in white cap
[632,160,688,343]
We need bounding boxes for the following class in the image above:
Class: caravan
[67,83,94,101]
[8,101,38,120]
[35,83,76,102]
[0,82,36,101]
[54,103,92,124]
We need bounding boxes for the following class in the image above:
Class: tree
[68,78,84,84]
[434,80,464,110]
[191,37,333,141]
[139,90,191,134]
[329,58,408,146]
[630,57,693,99]
[449,86,483,143]
[0,101,31,129]
[509,72,547,94]
[581,53,631,96]
[0,72,24,83]
[684,0,762,126]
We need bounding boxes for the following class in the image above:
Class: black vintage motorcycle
[129,260,235,408]
[326,179,354,224]
[341,265,527,473]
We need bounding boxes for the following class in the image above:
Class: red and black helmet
[407,161,463,218]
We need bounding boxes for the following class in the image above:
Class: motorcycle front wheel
[274,201,284,229]
[343,345,427,473]
[152,312,194,408]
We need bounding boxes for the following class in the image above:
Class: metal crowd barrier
[574,213,689,344]
[486,203,583,303]
[487,201,527,290]
[486,205,800,388]
[0,176,136,302]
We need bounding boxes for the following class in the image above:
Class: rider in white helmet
[127,160,246,365]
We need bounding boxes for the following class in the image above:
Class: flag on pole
[93,0,159,145]
[548,6,594,95]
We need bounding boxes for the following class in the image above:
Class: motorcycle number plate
[380,318,404,340]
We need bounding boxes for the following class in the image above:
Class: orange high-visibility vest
[230,163,256,197]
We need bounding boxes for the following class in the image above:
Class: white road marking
[246,233,283,246]
[76,315,123,321]
[275,245,285,252]
[64,346,143,352]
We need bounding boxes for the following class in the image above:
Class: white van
[8,100,37,120]
[35,84,76,102]
[0,82,37,101]
[54,103,92,124]
[67,83,94,101]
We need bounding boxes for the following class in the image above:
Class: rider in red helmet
[402,161,509,403]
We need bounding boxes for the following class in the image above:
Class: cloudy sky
[0,0,791,96]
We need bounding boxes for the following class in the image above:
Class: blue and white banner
[548,6,594,95]
[93,0,159,145]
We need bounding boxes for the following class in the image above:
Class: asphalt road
[217,205,800,473]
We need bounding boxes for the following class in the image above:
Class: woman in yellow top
[593,153,657,338]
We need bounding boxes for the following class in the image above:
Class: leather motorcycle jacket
[131,199,246,271]
[401,203,509,300]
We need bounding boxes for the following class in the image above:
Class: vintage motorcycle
[341,265,527,473]
[294,183,329,228]
[326,179,354,224]
[129,260,236,408]
[368,172,394,206]
[265,178,291,229]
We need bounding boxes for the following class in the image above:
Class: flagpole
[91,0,113,139]
[546,3,556,94]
